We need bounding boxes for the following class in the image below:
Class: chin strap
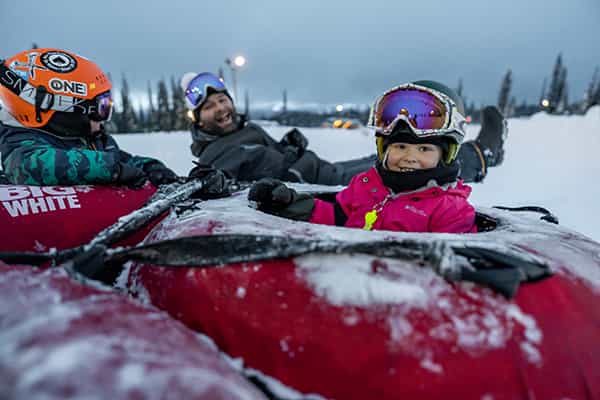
[34,85,54,123]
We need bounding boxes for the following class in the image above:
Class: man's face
[198,92,237,134]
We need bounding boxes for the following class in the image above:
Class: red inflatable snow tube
[0,261,267,399]
[0,183,157,252]
[135,259,600,400]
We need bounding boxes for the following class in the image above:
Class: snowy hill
[116,107,600,241]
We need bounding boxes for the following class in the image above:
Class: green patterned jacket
[0,121,166,186]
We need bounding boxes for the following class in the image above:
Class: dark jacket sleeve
[193,123,296,182]
[208,144,292,181]
[0,130,120,185]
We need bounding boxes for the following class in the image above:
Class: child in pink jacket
[248,80,477,234]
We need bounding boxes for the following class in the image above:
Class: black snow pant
[288,152,376,185]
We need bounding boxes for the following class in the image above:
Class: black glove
[188,163,230,199]
[189,163,218,180]
[0,172,10,184]
[116,162,147,188]
[280,128,308,156]
[248,178,315,221]
[143,161,178,186]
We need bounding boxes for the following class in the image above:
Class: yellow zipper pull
[363,209,378,230]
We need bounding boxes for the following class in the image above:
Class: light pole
[225,55,246,102]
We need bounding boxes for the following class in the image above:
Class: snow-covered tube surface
[130,185,600,399]
[0,261,267,400]
[0,183,156,252]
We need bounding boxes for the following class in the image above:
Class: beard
[200,112,239,136]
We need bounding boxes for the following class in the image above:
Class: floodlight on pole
[225,54,246,102]
[234,56,246,68]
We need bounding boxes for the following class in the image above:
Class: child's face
[385,142,442,172]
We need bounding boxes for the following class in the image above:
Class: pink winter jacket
[310,167,477,233]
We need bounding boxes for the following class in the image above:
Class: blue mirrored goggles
[184,72,227,110]
[89,91,113,121]
[368,84,467,145]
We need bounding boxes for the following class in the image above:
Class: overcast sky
[1,0,599,108]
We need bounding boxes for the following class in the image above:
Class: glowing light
[333,119,343,128]
[234,56,246,68]
[541,99,550,108]
[335,104,344,112]
[342,120,353,129]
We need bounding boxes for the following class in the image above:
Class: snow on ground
[117,106,600,241]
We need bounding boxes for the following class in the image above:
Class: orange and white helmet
[0,48,113,128]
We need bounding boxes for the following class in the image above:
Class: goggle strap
[0,61,27,97]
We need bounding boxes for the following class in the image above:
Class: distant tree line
[494,53,600,118]
[106,76,189,134]
[107,52,600,132]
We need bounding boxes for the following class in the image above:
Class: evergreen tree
[455,78,467,109]
[156,79,171,131]
[118,75,138,133]
[582,67,599,112]
[456,78,464,98]
[548,54,568,113]
[556,67,568,113]
[146,81,157,132]
[548,54,563,109]
[563,81,570,113]
[138,106,146,132]
[170,76,187,130]
[593,74,600,107]
[497,69,512,116]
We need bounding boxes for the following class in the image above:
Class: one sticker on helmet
[49,78,88,96]
[40,51,77,73]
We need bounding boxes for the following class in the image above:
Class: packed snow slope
[117,107,600,240]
